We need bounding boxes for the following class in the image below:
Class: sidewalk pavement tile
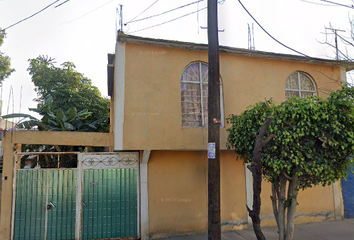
[169,233,207,240]
[156,220,354,240]
[222,231,247,240]
[297,220,354,240]
[236,227,322,240]
[345,218,354,225]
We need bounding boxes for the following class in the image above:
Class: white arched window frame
[285,72,317,100]
[181,62,224,127]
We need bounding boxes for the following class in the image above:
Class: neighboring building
[108,32,354,239]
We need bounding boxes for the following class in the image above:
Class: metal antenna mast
[120,5,124,31]
[325,27,346,60]
[248,23,255,50]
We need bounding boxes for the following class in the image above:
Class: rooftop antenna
[248,23,255,50]
[19,86,23,123]
[325,26,345,60]
[119,4,123,32]
[197,0,200,34]
[115,4,123,40]
[6,86,13,129]
[115,7,118,39]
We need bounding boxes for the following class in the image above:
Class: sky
[0,0,353,121]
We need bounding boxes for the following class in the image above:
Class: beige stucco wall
[259,181,336,227]
[120,42,342,150]
[148,150,247,239]
[147,150,337,238]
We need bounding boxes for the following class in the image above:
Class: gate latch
[47,201,56,210]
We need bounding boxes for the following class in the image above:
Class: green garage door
[81,168,138,240]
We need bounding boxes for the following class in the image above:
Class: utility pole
[325,27,345,60]
[207,1,221,240]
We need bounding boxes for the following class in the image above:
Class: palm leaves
[2,96,95,132]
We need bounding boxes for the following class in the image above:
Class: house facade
[109,32,354,239]
[1,32,354,240]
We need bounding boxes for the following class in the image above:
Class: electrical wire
[298,0,336,7]
[337,32,354,48]
[319,0,354,9]
[125,0,160,25]
[64,0,115,24]
[3,0,62,31]
[130,6,207,33]
[125,0,204,25]
[55,0,71,8]
[238,0,310,57]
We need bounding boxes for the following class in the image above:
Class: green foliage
[227,85,354,190]
[27,56,110,132]
[0,30,15,83]
[2,96,96,132]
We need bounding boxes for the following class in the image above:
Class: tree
[0,29,14,83]
[2,96,93,131]
[2,96,100,168]
[27,55,110,132]
[227,86,354,240]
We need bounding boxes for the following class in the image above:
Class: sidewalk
[158,219,354,240]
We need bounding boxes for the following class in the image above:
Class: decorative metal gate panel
[12,152,139,240]
[80,153,139,240]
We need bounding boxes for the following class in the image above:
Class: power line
[3,0,62,31]
[125,0,204,25]
[129,6,207,33]
[125,0,160,25]
[64,0,115,25]
[237,0,310,57]
[55,0,71,8]
[298,0,337,7]
[319,0,354,9]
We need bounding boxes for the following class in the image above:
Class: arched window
[181,62,223,127]
[285,72,316,100]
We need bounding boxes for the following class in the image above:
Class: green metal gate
[81,169,137,239]
[46,170,77,240]
[13,169,77,240]
[13,170,47,240]
[12,152,139,240]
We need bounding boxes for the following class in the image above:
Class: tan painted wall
[120,42,342,150]
[148,150,246,238]
[259,181,336,227]
[147,150,338,238]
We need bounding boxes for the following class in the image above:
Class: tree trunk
[285,175,299,240]
[271,182,279,228]
[246,117,272,240]
[277,176,287,240]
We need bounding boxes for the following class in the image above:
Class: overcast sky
[0,0,353,120]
